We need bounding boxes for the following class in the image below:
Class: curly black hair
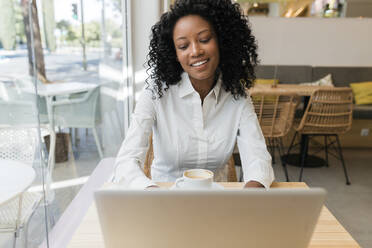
[146,0,258,99]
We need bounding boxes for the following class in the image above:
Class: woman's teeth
[191,60,208,67]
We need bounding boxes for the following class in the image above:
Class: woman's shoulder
[219,85,251,106]
[140,83,177,105]
[218,86,256,120]
[144,75,183,100]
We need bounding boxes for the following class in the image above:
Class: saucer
[170,182,224,190]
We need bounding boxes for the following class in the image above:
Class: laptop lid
[94,188,326,248]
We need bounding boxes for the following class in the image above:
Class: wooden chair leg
[227,155,237,182]
[144,134,153,179]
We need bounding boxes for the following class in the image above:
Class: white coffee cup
[175,169,214,189]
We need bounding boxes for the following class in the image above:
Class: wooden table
[67,182,360,248]
[249,83,334,96]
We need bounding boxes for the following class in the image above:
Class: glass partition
[1,0,128,247]
[42,0,126,244]
[0,1,50,247]
[98,0,126,156]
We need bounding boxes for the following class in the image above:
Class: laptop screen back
[94,188,326,248]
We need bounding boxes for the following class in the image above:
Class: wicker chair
[143,134,238,182]
[251,92,300,182]
[285,88,353,184]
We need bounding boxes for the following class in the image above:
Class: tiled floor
[1,130,371,247]
[271,147,372,248]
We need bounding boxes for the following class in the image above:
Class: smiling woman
[113,0,274,189]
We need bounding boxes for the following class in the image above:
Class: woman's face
[173,15,220,85]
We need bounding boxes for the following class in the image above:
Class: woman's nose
[190,42,203,57]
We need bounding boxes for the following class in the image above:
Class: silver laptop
[94,188,326,248]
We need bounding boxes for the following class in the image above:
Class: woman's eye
[178,45,187,50]
[200,37,211,43]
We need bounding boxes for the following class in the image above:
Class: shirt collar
[178,72,222,104]
[178,72,195,98]
[212,74,222,104]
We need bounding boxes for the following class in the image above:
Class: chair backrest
[143,134,237,182]
[251,92,300,138]
[52,87,100,128]
[297,88,353,134]
[1,80,48,126]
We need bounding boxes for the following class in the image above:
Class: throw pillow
[300,74,334,86]
[252,79,279,103]
[254,79,279,86]
[350,81,372,105]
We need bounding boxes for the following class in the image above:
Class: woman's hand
[244,181,264,188]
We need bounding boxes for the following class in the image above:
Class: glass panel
[2,0,127,247]
[0,0,49,247]
[25,0,126,247]
[99,0,125,155]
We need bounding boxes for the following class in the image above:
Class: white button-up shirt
[113,73,274,188]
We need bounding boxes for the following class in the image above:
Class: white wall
[132,0,161,73]
[250,17,372,66]
[132,0,162,93]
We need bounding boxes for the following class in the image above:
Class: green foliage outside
[0,0,16,50]
[42,0,56,51]
[14,2,26,46]
[79,21,101,43]
[103,19,122,48]
[56,18,122,48]
[1,0,123,50]
[56,20,76,43]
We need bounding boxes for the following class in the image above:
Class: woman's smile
[190,59,210,73]
[190,59,209,67]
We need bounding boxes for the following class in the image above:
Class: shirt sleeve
[237,96,275,189]
[112,89,158,189]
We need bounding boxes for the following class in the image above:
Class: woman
[113,0,274,189]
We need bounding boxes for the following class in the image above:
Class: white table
[0,160,35,205]
[34,82,98,97]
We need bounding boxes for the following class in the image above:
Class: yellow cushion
[350,82,372,105]
[252,79,279,103]
[254,79,279,86]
